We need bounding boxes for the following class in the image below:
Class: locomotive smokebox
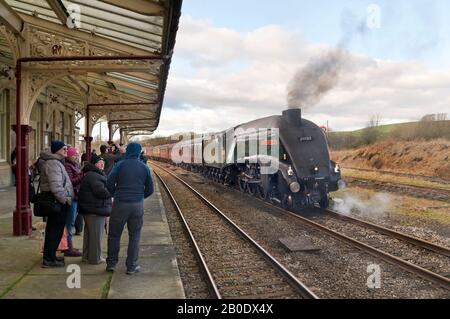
[282,108,302,126]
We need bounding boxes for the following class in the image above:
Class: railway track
[322,210,450,258]
[151,161,450,292]
[344,177,450,203]
[153,166,318,299]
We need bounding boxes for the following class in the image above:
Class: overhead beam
[117,129,155,133]
[24,64,158,73]
[122,125,156,130]
[109,118,156,123]
[0,0,24,36]
[19,13,155,55]
[67,75,88,93]
[88,102,156,107]
[100,0,164,16]
[99,108,153,113]
[45,0,69,26]
[88,73,159,94]
[122,72,159,82]
[87,83,157,103]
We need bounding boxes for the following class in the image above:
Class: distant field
[328,120,450,150]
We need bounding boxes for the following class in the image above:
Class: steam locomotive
[147,109,342,209]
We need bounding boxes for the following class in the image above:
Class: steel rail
[153,163,319,299]
[257,201,450,291]
[152,161,450,291]
[154,170,222,299]
[324,209,450,258]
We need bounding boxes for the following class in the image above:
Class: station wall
[0,88,80,188]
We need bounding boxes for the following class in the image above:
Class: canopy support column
[12,124,33,236]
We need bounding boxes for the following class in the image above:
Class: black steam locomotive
[148,109,342,209]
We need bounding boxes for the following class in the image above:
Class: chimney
[282,108,302,126]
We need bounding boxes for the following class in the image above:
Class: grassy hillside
[328,120,450,150]
[331,139,450,179]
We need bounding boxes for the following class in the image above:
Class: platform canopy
[0,0,182,135]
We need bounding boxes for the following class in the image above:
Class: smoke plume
[287,50,346,109]
[287,11,368,109]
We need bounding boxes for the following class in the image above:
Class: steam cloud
[287,11,368,109]
[332,192,393,218]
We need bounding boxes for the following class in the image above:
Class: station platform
[0,179,185,299]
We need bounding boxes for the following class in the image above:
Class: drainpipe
[13,54,166,236]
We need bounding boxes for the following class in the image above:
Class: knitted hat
[67,147,79,158]
[51,141,66,154]
[92,156,105,165]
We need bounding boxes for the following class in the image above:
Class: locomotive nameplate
[299,136,313,142]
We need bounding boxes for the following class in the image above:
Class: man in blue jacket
[106,143,154,274]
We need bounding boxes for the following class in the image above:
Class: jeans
[106,201,144,270]
[66,201,78,243]
[75,214,84,234]
[43,204,69,262]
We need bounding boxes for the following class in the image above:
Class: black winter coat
[78,163,112,216]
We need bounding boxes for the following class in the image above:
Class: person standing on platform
[78,157,112,265]
[63,146,82,257]
[100,145,116,176]
[106,143,154,274]
[39,141,74,267]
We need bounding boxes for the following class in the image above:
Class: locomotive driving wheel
[247,183,257,196]
[281,194,294,210]
[238,176,247,193]
[319,193,330,209]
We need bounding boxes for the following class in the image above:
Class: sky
[149,0,450,137]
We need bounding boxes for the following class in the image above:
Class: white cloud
[157,15,450,135]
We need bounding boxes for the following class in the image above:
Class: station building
[0,0,182,235]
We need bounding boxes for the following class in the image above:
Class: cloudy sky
[151,0,450,137]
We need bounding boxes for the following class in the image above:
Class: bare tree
[362,114,382,145]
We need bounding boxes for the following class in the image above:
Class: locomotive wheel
[255,184,266,199]
[247,183,257,196]
[238,177,247,193]
[281,194,294,210]
[319,194,330,209]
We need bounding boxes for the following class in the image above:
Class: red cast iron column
[119,128,124,145]
[84,104,92,162]
[108,121,113,143]
[12,127,33,236]
[13,60,32,236]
